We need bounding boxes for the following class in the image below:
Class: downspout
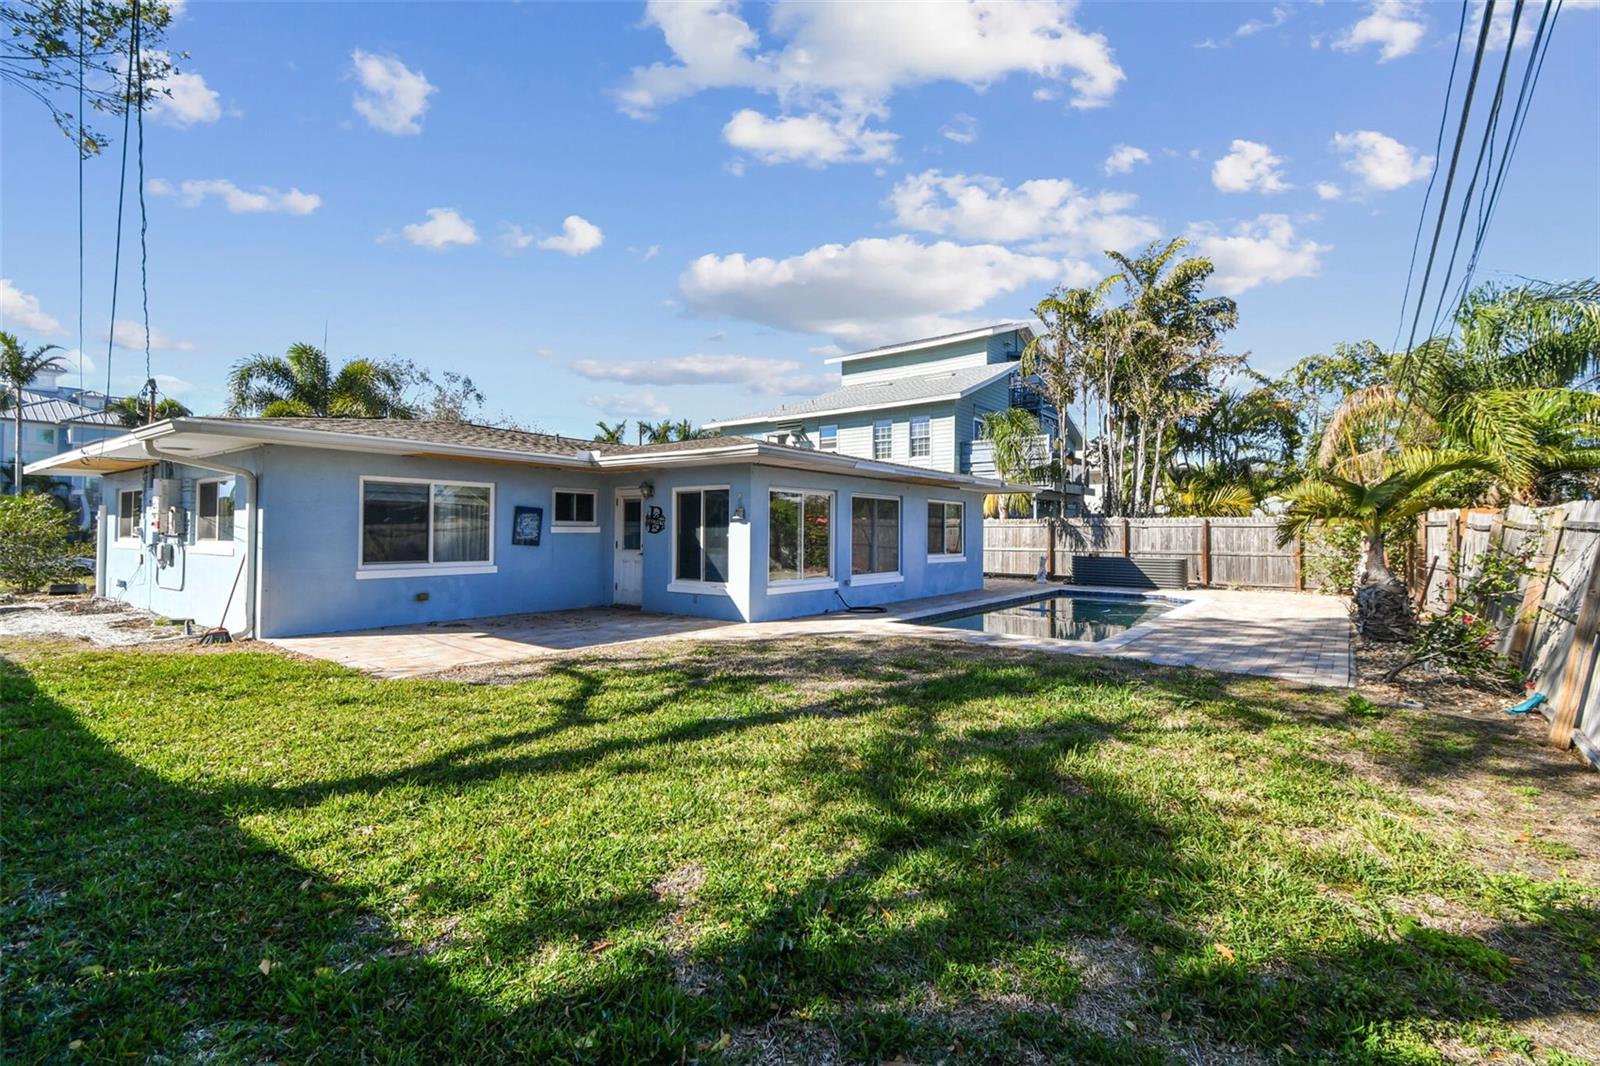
[142,442,261,640]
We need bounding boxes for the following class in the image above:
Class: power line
[102,0,140,410]
[1393,0,1500,386]
[133,0,152,412]
[1390,0,1471,357]
[76,0,84,395]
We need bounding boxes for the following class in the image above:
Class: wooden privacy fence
[1413,501,1600,762]
[983,516,1341,592]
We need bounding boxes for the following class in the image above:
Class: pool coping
[884,583,1202,654]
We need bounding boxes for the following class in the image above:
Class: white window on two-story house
[909,415,930,458]
[872,419,892,460]
[818,424,837,451]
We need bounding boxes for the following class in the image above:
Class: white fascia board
[822,322,1034,365]
[705,366,1017,430]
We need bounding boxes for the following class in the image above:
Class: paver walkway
[271,580,1354,687]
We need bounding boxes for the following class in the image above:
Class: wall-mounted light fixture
[733,493,747,522]
[638,480,655,499]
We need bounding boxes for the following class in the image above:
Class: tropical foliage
[0,492,74,591]
[106,395,191,428]
[226,343,415,419]
[1,331,68,496]
[978,408,1045,519]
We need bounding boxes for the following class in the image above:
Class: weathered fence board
[984,517,1307,589]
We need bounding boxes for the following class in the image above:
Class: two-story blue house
[705,323,1085,515]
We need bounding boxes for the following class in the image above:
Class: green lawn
[3,640,1596,1064]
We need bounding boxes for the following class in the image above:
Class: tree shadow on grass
[4,645,1596,1063]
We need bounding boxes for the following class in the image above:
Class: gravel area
[0,596,183,647]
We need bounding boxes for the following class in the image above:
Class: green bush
[0,493,75,592]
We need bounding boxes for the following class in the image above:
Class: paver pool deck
[271,580,1355,687]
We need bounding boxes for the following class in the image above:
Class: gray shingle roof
[706,362,1017,427]
[195,417,760,457]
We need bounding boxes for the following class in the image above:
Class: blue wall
[98,445,986,637]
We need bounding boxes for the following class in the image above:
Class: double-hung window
[673,487,730,587]
[196,478,236,543]
[360,478,493,575]
[553,489,599,531]
[872,419,892,460]
[769,489,833,587]
[117,489,143,540]
[851,496,900,579]
[818,424,838,451]
[909,415,931,458]
[927,500,964,559]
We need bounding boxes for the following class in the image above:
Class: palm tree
[1277,448,1493,639]
[106,395,192,428]
[980,408,1046,519]
[593,420,627,444]
[1161,468,1256,517]
[226,343,415,418]
[641,420,676,445]
[1,331,67,496]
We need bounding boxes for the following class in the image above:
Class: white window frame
[818,424,838,451]
[848,492,902,586]
[115,488,144,543]
[927,498,966,563]
[872,419,893,460]
[973,417,985,440]
[766,486,836,594]
[551,487,601,533]
[667,484,732,595]
[909,415,931,459]
[356,474,497,580]
[191,476,238,555]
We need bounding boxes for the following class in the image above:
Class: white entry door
[613,491,644,606]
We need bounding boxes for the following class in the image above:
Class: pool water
[919,592,1172,643]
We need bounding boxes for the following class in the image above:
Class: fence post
[1046,519,1057,580]
[1199,518,1211,587]
[1509,509,1564,665]
[1294,535,1305,591]
[1548,552,1600,750]
[1121,517,1131,557]
[1445,510,1462,608]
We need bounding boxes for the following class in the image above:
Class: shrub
[0,493,75,592]
[1385,534,1538,684]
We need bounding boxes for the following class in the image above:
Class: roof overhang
[823,322,1034,365]
[26,417,1032,495]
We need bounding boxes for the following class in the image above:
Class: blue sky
[3,0,1597,437]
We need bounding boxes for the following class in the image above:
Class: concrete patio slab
[270,580,1355,687]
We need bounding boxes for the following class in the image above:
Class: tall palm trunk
[1353,526,1412,640]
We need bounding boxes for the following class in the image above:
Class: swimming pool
[917,591,1173,643]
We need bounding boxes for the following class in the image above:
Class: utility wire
[133,0,152,414]
[1390,0,1471,357]
[102,0,139,410]
[1393,0,1500,388]
[76,0,85,395]
[1421,0,1527,346]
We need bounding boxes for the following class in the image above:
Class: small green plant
[0,492,74,592]
[1385,536,1539,684]
[1344,693,1384,719]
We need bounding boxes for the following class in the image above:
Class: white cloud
[641,244,661,262]
[569,353,832,396]
[537,215,605,256]
[887,169,1159,256]
[941,112,978,144]
[1236,4,1291,36]
[0,280,62,334]
[1315,181,1343,200]
[723,108,896,166]
[351,50,436,135]
[1332,130,1433,191]
[1335,1,1427,62]
[618,0,1125,158]
[110,320,195,352]
[148,177,321,215]
[1032,87,1058,102]
[679,234,1065,346]
[1188,214,1328,293]
[401,208,479,251]
[1103,143,1150,175]
[146,52,223,126]
[1211,139,1291,193]
[587,390,672,419]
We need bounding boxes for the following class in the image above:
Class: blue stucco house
[29,417,1018,639]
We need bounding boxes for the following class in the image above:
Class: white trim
[767,485,835,588]
[848,491,902,580]
[357,474,496,573]
[849,571,903,587]
[552,486,600,530]
[670,484,732,588]
[927,554,967,565]
[116,487,144,541]
[909,414,931,459]
[768,577,838,595]
[818,424,838,451]
[822,322,1032,364]
[356,563,498,581]
[194,475,239,546]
